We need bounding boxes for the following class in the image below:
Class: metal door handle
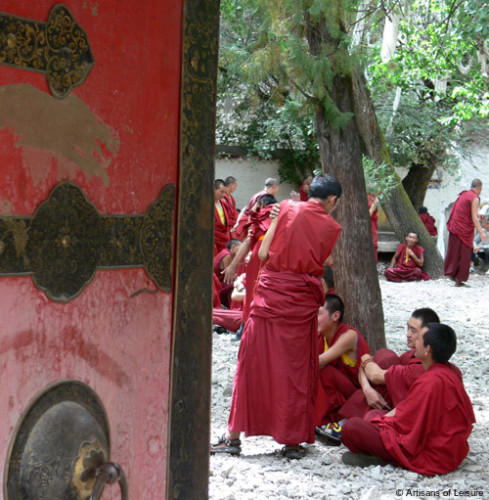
[90,462,128,500]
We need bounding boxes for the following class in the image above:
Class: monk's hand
[222,264,237,285]
[290,191,300,201]
[361,353,373,363]
[481,231,488,244]
[365,387,390,410]
[270,203,280,219]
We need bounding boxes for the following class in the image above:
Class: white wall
[215,157,296,209]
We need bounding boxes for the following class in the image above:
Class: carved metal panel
[0,181,175,302]
[5,380,111,499]
[0,4,94,98]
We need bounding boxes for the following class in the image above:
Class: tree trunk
[306,16,386,351]
[351,71,444,278]
[402,161,437,210]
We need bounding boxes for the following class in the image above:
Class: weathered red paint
[0,1,182,497]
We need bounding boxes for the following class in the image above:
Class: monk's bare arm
[258,216,278,261]
[362,354,387,385]
[319,330,357,370]
[359,367,391,410]
[472,198,488,243]
[222,236,250,284]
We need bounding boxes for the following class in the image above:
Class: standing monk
[223,176,239,229]
[214,179,232,255]
[445,178,487,286]
[211,174,342,459]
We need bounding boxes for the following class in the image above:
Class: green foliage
[363,156,398,199]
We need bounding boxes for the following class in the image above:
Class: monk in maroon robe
[211,174,342,458]
[342,323,475,475]
[314,295,370,427]
[299,174,312,201]
[385,232,429,282]
[418,206,437,236]
[338,307,441,421]
[223,176,239,229]
[214,179,232,255]
[221,194,277,331]
[444,179,487,286]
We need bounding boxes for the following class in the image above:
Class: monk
[223,176,239,229]
[368,193,379,262]
[214,239,242,308]
[233,177,279,235]
[299,174,313,201]
[445,178,487,286]
[418,206,437,237]
[384,232,429,282]
[222,194,277,341]
[314,295,370,442]
[211,173,342,459]
[214,179,232,255]
[337,308,441,426]
[342,323,475,476]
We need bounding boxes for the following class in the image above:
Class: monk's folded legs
[342,417,401,466]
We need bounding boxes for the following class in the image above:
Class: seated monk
[338,308,441,426]
[212,274,246,334]
[418,206,437,237]
[214,239,242,308]
[341,323,475,476]
[385,232,430,282]
[314,295,370,442]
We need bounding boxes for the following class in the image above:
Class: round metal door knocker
[4,380,128,499]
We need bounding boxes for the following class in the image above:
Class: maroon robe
[343,364,474,475]
[212,308,242,332]
[228,200,341,445]
[214,201,232,255]
[444,189,479,281]
[212,273,221,308]
[299,183,308,201]
[223,193,238,228]
[385,243,429,282]
[314,323,370,425]
[419,212,437,236]
[241,205,273,324]
[376,364,475,475]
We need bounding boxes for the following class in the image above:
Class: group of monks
[210,173,477,476]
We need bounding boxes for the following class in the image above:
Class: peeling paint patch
[0,84,119,186]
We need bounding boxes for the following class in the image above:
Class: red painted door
[0,1,218,498]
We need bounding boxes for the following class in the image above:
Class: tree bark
[351,71,444,278]
[306,16,386,351]
[402,160,437,210]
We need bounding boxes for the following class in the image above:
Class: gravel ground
[209,268,489,500]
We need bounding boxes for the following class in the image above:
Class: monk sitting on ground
[341,323,475,475]
[384,232,429,282]
[338,308,442,425]
[314,295,370,443]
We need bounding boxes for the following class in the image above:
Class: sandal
[210,434,241,456]
[281,444,306,460]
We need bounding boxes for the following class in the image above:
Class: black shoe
[231,323,244,342]
[210,434,241,456]
[281,445,306,460]
[213,325,228,335]
[342,451,386,467]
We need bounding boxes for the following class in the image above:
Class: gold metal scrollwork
[0,4,94,98]
[0,182,175,302]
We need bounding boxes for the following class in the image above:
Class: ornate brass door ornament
[0,181,175,302]
[0,4,94,98]
[4,380,128,499]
